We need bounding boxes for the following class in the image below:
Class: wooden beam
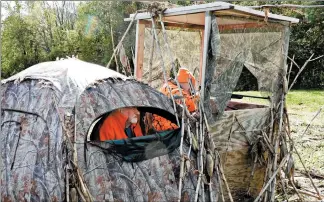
[200,11,212,101]
[125,2,298,23]
[141,18,280,32]
[162,13,205,25]
[125,3,232,21]
[198,30,204,88]
[141,20,204,31]
[134,20,145,81]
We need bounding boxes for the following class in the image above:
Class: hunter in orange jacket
[152,68,198,131]
[100,107,143,141]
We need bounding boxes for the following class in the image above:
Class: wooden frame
[125,2,299,23]
[130,2,299,86]
[200,11,211,100]
[134,20,145,80]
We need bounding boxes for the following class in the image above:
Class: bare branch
[285,134,323,199]
[106,12,138,69]
[287,55,294,85]
[288,53,314,91]
[309,55,324,62]
[300,106,323,138]
[253,154,289,202]
[286,55,300,70]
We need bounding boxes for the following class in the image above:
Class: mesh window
[142,26,202,89]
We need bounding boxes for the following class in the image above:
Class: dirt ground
[284,103,324,202]
[233,90,324,201]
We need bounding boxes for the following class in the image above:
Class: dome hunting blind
[1,2,300,202]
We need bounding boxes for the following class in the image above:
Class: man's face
[123,107,140,124]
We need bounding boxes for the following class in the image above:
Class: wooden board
[135,20,145,80]
[162,12,205,25]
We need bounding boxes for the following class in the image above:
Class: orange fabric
[99,110,143,141]
[152,113,179,131]
[152,81,197,131]
[160,81,197,112]
[177,68,196,88]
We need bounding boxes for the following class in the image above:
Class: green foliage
[1,1,323,89]
[288,2,324,89]
[1,1,144,78]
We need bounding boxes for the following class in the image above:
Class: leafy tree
[1,1,323,89]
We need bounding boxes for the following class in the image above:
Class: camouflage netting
[140,15,287,126]
[142,26,202,89]
[204,16,286,126]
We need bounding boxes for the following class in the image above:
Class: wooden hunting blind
[126,2,299,201]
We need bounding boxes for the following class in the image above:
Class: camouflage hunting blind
[1,2,299,202]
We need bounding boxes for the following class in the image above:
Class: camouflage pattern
[1,10,292,201]
[1,59,215,201]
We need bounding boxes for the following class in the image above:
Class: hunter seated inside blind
[152,67,199,131]
[99,107,143,141]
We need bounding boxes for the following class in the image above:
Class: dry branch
[288,186,324,200]
[159,15,193,120]
[148,30,155,85]
[106,12,138,69]
[150,16,180,126]
[288,54,323,91]
[298,170,324,180]
[194,117,204,202]
[287,55,295,85]
[271,94,285,201]
[288,177,304,202]
[299,106,323,138]
[216,164,225,202]
[178,107,186,202]
[254,154,289,202]
[286,131,322,199]
[110,24,120,73]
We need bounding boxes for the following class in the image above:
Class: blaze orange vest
[99,110,143,141]
[152,81,197,131]
[160,81,197,113]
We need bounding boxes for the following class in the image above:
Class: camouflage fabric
[76,78,218,201]
[1,58,215,201]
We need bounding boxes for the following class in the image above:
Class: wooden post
[134,20,145,81]
[200,11,211,102]
[198,30,205,88]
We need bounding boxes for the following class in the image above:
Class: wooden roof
[125,2,299,25]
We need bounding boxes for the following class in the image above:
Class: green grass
[286,90,324,112]
[233,90,324,112]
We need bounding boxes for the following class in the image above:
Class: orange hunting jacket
[99,110,143,141]
[152,80,197,131]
